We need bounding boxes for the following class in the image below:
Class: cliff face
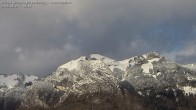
[0,52,196,110]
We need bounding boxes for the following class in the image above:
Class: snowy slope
[0,73,38,91]
[0,74,19,89]
[182,64,196,72]
[1,52,196,110]
[55,52,196,96]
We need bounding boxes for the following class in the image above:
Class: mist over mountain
[0,52,196,110]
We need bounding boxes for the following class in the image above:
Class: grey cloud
[0,0,196,76]
[170,42,196,64]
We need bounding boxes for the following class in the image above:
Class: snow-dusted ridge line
[1,52,196,110]
[90,54,129,72]
[59,56,87,71]
[56,52,196,96]
[0,73,38,90]
[59,52,162,74]
[1,52,196,96]
[0,74,19,89]
[58,54,130,72]
[182,64,196,72]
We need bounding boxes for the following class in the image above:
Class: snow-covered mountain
[182,64,196,72]
[53,52,196,95]
[0,73,38,92]
[0,52,196,110]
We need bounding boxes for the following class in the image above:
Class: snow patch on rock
[182,64,196,72]
[59,56,87,71]
[24,75,38,83]
[90,54,129,72]
[157,72,162,76]
[0,74,19,89]
[182,86,196,95]
[141,58,160,73]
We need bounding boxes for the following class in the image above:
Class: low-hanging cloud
[0,0,196,76]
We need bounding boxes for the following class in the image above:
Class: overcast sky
[0,0,196,76]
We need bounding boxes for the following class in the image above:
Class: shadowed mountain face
[0,52,196,110]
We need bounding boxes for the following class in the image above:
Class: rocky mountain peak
[0,52,196,110]
[143,52,161,59]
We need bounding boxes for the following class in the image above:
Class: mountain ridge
[0,52,196,110]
